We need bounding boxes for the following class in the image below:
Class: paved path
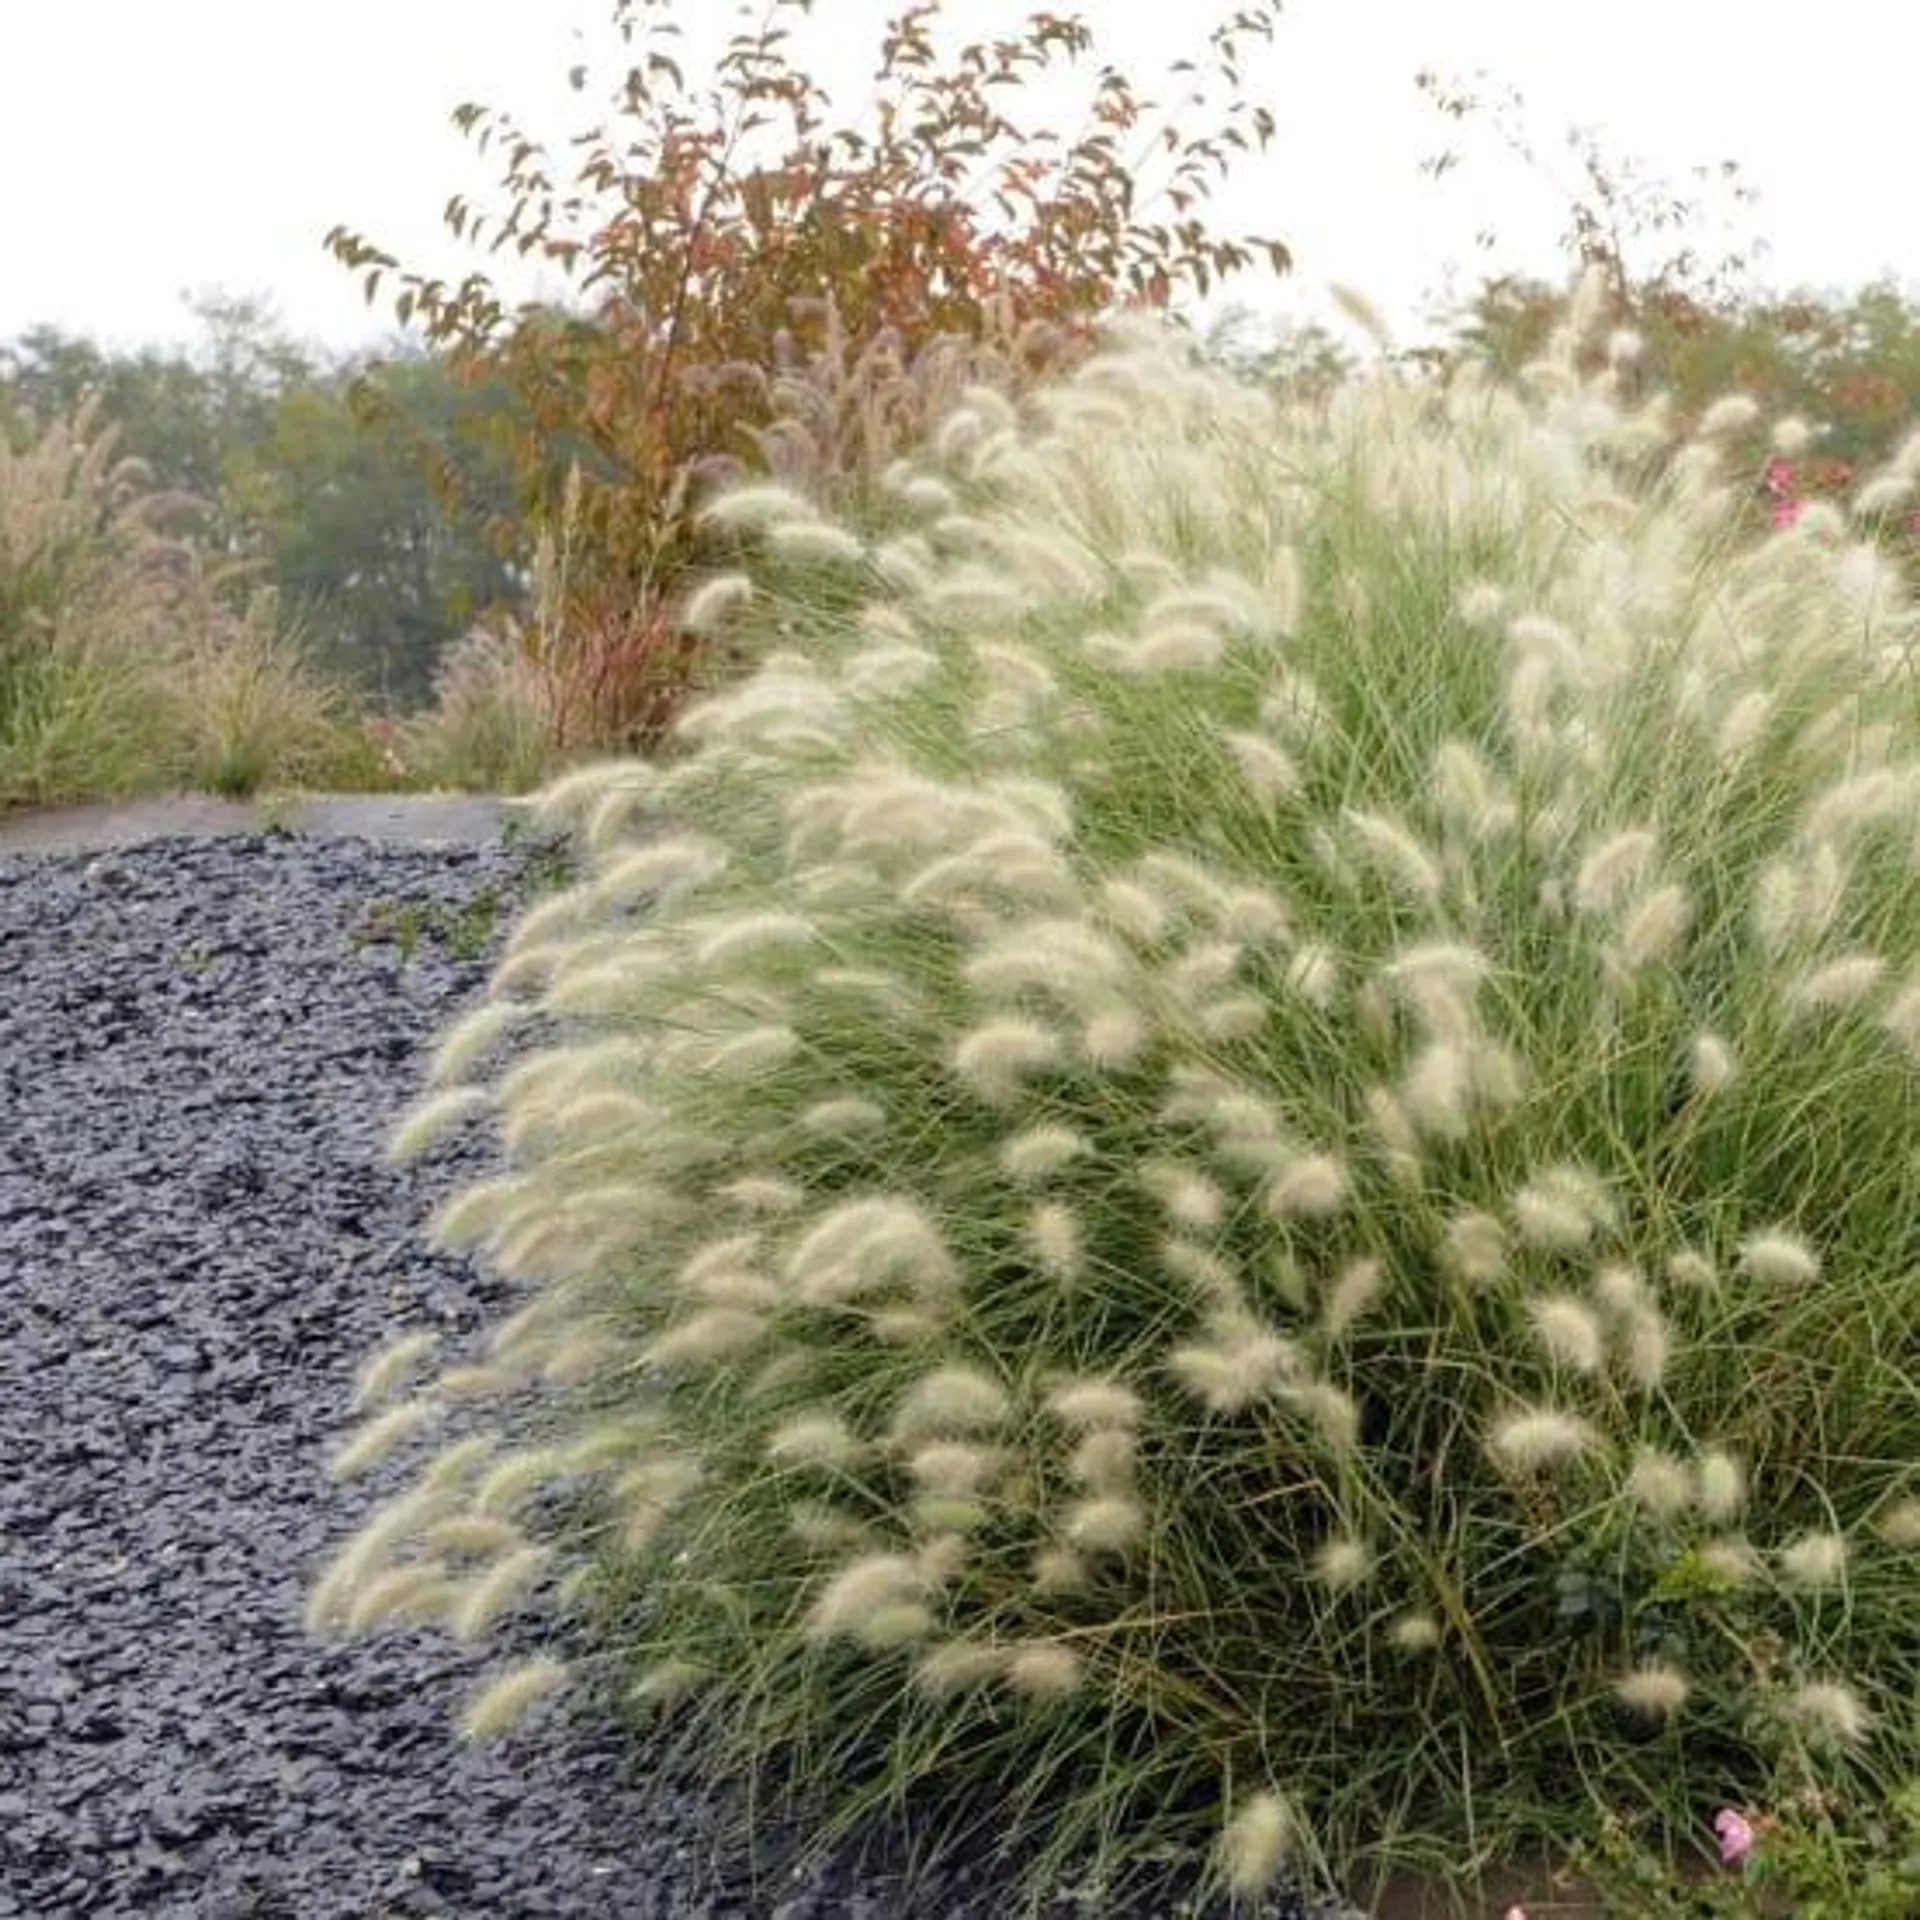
[0,793,530,856]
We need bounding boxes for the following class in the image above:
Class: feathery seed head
[1081,1003,1150,1069]
[1140,1160,1228,1232]
[952,1017,1064,1103]
[1161,1237,1241,1303]
[388,1087,490,1165]
[1099,879,1171,943]
[1031,1545,1090,1595]
[1343,809,1445,903]
[999,1125,1091,1185]
[1615,883,1692,972]
[890,1366,1013,1441]
[1389,1612,1442,1653]
[1873,1499,1920,1548]
[1512,1166,1616,1253]
[913,1640,1006,1696]
[1778,1531,1849,1589]
[1400,1043,1472,1140]
[1026,1202,1084,1282]
[857,1603,938,1649]
[426,1515,525,1560]
[1217,1790,1297,1898]
[700,482,814,531]
[786,1198,959,1306]
[1314,1535,1373,1592]
[1489,1408,1596,1474]
[720,1175,807,1217]
[768,518,867,565]
[1622,1307,1671,1390]
[1064,1494,1145,1554]
[1738,1230,1821,1287]
[1170,1319,1301,1414]
[908,1441,1002,1499]
[428,1003,529,1089]
[1591,1263,1644,1316]
[1441,1210,1510,1287]
[1786,1680,1871,1748]
[682,571,755,632]
[1574,829,1659,913]
[799,1095,888,1139]
[805,1554,928,1644]
[1068,1428,1136,1493]
[1003,1642,1083,1700]
[591,835,728,906]
[1695,1450,1748,1522]
[1322,1259,1385,1340]
[1285,945,1340,1011]
[1615,1662,1690,1721]
[1666,1249,1718,1291]
[1786,953,1886,1017]
[1698,394,1761,437]
[630,1659,707,1709]
[1626,1450,1694,1521]
[1528,1295,1606,1375]
[1687,1033,1737,1098]
[459,1658,569,1741]
[451,1544,552,1643]
[1225,729,1302,806]
[1282,1379,1362,1454]
[787,1501,876,1556]
[643,1308,769,1372]
[768,1415,860,1471]
[344,1565,456,1634]
[1047,1378,1144,1431]
[1696,1536,1761,1587]
[331,1398,440,1482]
[1263,1154,1350,1221]
[353,1331,441,1413]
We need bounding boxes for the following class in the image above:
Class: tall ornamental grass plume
[313,273,1919,1913]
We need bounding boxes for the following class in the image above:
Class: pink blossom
[1715,1807,1757,1865]
[1771,498,1804,531]
[1763,456,1796,498]
[1501,1908,1529,1920]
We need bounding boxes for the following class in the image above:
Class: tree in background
[1,299,524,705]
[224,346,522,707]
[326,0,1291,752]
[0,295,304,552]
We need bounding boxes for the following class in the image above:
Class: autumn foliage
[328,0,1289,752]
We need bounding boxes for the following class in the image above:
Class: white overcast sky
[4,0,1914,361]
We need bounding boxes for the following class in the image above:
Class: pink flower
[1763,456,1796,498]
[1502,1908,1530,1920]
[1771,498,1804,531]
[1715,1807,1757,1865]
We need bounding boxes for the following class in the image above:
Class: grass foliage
[0,397,380,805]
[314,278,1919,1911]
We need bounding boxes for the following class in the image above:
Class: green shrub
[313,275,1919,1914]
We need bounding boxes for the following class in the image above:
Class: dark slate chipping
[0,830,1343,1920]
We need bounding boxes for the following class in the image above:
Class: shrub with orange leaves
[329,0,1290,753]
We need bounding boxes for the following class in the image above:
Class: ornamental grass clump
[312,277,1919,1911]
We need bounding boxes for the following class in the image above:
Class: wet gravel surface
[0,830,1341,1919]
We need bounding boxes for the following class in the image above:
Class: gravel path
[0,829,1343,1920]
